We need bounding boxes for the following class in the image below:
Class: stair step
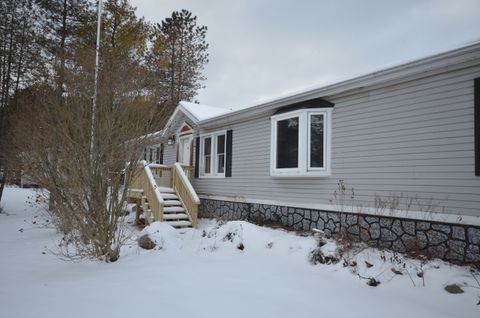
[162,193,178,200]
[164,200,182,206]
[164,206,185,213]
[163,213,189,220]
[165,220,192,228]
[157,186,174,193]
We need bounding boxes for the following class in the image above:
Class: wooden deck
[127,163,199,228]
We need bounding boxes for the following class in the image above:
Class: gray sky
[131,0,480,109]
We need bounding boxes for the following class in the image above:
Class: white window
[271,108,332,177]
[200,131,226,177]
[216,134,225,174]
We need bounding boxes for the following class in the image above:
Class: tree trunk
[170,38,176,106]
[58,0,68,93]
[0,165,7,203]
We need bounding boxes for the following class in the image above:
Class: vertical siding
[193,65,480,218]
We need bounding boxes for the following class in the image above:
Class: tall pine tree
[0,0,45,202]
[35,0,92,93]
[148,9,209,112]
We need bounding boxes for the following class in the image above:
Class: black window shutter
[475,78,480,176]
[226,130,233,177]
[194,137,200,178]
[160,144,164,164]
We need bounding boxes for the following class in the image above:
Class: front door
[178,135,192,165]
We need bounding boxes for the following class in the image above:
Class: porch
[127,162,199,229]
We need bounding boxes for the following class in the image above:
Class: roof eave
[199,41,480,127]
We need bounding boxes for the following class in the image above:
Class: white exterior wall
[193,64,480,221]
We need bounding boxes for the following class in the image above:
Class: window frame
[215,134,226,174]
[270,108,332,177]
[199,130,227,178]
[202,136,213,175]
[307,111,327,172]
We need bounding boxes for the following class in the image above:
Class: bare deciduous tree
[10,47,159,260]
[8,0,161,260]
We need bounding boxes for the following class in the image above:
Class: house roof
[156,40,480,134]
[198,40,480,126]
[154,101,233,140]
[178,101,233,122]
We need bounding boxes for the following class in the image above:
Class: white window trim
[270,108,332,177]
[199,130,227,178]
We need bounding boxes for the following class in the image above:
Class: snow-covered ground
[0,187,478,318]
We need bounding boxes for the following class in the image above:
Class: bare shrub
[330,179,364,215]
[9,41,164,261]
[374,192,447,221]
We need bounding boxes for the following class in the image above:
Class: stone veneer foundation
[199,198,480,264]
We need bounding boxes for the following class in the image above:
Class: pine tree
[148,9,209,111]
[35,0,92,92]
[0,0,45,202]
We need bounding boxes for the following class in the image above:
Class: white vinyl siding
[194,64,480,218]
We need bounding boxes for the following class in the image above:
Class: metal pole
[90,0,103,159]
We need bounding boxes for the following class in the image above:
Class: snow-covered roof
[161,41,480,131]
[178,101,233,122]
[153,101,233,140]
[199,41,480,125]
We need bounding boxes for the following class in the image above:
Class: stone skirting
[199,198,480,264]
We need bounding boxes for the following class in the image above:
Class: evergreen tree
[35,0,92,92]
[148,9,209,112]
[0,0,45,202]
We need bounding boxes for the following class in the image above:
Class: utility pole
[90,0,103,160]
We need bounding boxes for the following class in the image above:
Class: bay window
[271,108,331,177]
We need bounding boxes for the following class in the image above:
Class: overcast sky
[131,0,480,109]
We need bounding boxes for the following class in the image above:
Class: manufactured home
[130,42,480,263]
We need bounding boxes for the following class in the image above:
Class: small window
[216,134,225,173]
[271,109,331,177]
[149,148,153,162]
[200,131,227,177]
[276,117,299,169]
[155,147,160,164]
[309,113,325,169]
[203,137,212,174]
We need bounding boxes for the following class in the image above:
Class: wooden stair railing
[148,164,173,188]
[172,162,200,227]
[130,161,165,224]
[180,165,194,183]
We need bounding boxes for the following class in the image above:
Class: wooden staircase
[128,162,200,229]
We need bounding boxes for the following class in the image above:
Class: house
[131,42,480,264]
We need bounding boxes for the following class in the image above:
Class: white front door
[178,135,192,165]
